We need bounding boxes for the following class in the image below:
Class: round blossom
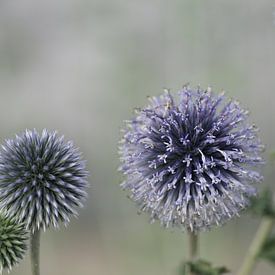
[119,87,264,231]
[0,129,89,232]
[0,214,28,273]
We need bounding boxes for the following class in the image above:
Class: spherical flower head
[119,87,264,232]
[0,213,28,273]
[0,129,89,232]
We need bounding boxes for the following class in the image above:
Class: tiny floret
[119,87,264,231]
[0,214,28,273]
[0,129,89,232]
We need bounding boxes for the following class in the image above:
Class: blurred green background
[0,0,275,274]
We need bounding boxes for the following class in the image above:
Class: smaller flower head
[0,214,28,274]
[0,129,89,232]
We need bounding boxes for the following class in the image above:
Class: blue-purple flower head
[119,87,264,232]
[0,129,89,232]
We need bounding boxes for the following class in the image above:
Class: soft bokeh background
[0,1,275,274]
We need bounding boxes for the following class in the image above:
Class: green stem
[237,217,274,275]
[187,231,199,275]
[30,229,40,275]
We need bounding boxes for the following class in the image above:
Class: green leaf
[180,259,229,275]
[259,235,275,264]
[249,189,275,218]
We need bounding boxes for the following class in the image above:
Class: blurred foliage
[250,187,275,267]
[269,152,275,162]
[259,235,275,265]
[180,259,229,275]
[250,189,275,218]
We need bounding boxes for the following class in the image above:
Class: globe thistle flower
[0,129,89,232]
[119,87,264,231]
[0,213,28,274]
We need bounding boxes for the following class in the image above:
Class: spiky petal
[0,214,28,274]
[0,129,89,232]
[119,87,264,231]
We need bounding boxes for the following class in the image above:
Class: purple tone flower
[119,87,264,231]
[0,129,89,232]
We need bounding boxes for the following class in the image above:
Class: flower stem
[187,231,199,275]
[30,229,40,275]
[237,217,274,275]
